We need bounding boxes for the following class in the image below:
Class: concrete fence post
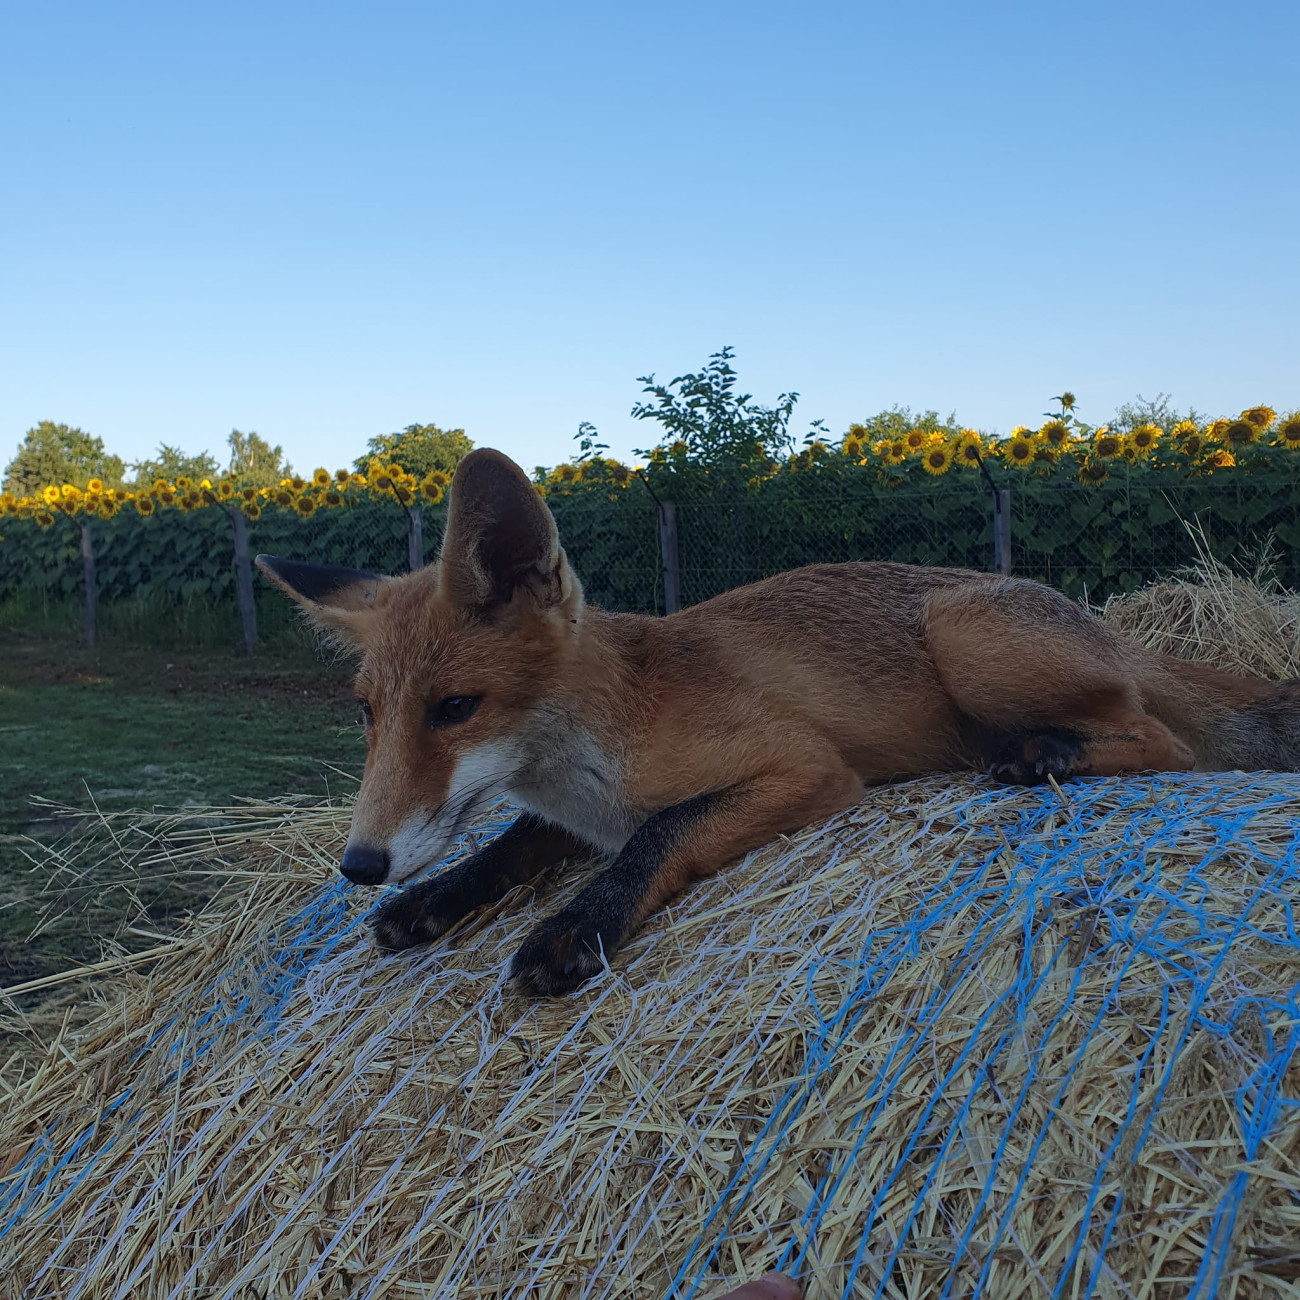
[80,521,96,649]
[992,488,1012,575]
[407,506,424,573]
[657,500,681,615]
[228,507,258,654]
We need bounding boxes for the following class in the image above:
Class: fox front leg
[510,762,862,996]
[370,815,592,952]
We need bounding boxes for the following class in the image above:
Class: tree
[226,429,291,487]
[1109,393,1204,436]
[3,421,127,495]
[631,347,809,472]
[129,443,220,486]
[355,423,473,477]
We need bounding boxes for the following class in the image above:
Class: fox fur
[257,448,1300,995]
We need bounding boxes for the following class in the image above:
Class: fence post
[407,506,424,573]
[79,521,96,649]
[992,488,1012,575]
[228,507,258,654]
[657,500,681,614]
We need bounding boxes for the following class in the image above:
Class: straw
[1,771,1298,1299]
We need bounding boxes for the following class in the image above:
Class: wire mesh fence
[2,471,1299,651]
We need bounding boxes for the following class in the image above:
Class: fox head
[257,449,584,887]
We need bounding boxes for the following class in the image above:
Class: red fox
[258,449,1300,994]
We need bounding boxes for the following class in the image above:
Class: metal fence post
[79,521,96,649]
[407,506,424,573]
[992,488,1012,575]
[228,507,258,654]
[657,500,681,615]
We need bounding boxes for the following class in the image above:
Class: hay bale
[1099,535,1300,679]
[2,772,1299,1298]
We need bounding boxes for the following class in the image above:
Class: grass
[0,624,364,992]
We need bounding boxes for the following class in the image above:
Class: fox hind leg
[927,581,1195,783]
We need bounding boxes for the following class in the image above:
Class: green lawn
[0,627,364,990]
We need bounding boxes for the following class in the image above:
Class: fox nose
[340,844,390,886]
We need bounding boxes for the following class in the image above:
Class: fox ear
[255,556,387,612]
[439,449,581,615]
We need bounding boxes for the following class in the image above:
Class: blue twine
[672,774,1300,1299]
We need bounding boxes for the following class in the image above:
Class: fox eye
[427,696,479,727]
[358,700,373,727]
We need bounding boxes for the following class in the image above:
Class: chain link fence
[3,471,1298,651]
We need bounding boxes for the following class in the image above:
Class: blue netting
[0,810,517,1244]
[671,776,1300,1299]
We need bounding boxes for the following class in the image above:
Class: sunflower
[842,434,865,459]
[290,476,307,493]
[426,470,451,488]
[1274,413,1300,448]
[274,487,294,507]
[334,468,350,484]
[611,463,632,487]
[134,495,156,516]
[1094,431,1124,459]
[394,485,415,506]
[86,478,104,493]
[217,481,235,499]
[158,489,176,507]
[294,495,316,516]
[370,469,394,493]
[42,485,61,506]
[183,491,203,511]
[312,468,331,488]
[1078,459,1109,485]
[903,428,928,454]
[1130,424,1160,455]
[1222,419,1259,448]
[954,431,984,467]
[1242,405,1276,431]
[1206,419,1230,441]
[1206,449,1235,469]
[921,443,953,475]
[242,501,261,521]
[1178,433,1207,459]
[1038,420,1070,449]
[880,439,906,465]
[555,463,580,484]
[239,485,256,501]
[34,510,55,527]
[1033,447,1057,464]
[1002,433,1035,468]
[82,496,100,516]
[1171,420,1199,441]
[175,476,193,491]
[419,475,445,504]
[324,489,343,507]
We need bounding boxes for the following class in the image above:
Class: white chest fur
[508,708,639,852]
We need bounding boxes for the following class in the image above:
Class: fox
[257,448,1300,995]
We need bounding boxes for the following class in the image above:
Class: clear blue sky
[2,1,1297,476]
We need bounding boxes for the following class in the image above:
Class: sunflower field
[3,407,1299,646]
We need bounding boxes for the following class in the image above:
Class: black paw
[510,910,612,996]
[988,729,1082,786]
[370,876,472,952]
